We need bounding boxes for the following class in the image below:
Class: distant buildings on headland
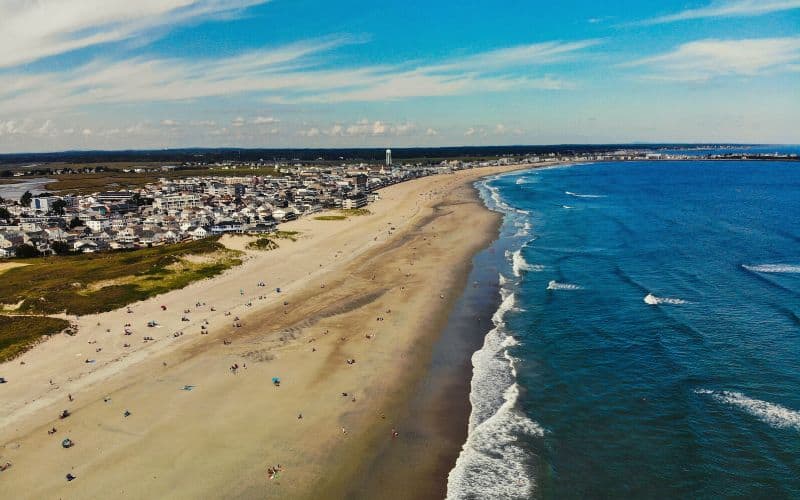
[0,149,796,259]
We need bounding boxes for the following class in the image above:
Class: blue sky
[0,0,798,152]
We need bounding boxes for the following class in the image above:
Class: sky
[0,0,798,152]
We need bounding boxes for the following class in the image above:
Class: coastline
[0,164,532,499]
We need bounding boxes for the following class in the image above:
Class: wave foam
[565,191,605,198]
[510,249,543,277]
[644,293,687,305]
[447,283,543,499]
[547,280,581,290]
[742,264,800,274]
[514,221,532,237]
[696,389,800,432]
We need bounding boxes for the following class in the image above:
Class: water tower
[385,148,392,167]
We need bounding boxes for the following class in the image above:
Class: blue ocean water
[448,161,800,499]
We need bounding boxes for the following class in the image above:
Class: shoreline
[0,164,534,499]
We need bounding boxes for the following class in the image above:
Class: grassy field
[0,315,70,362]
[37,166,287,194]
[314,209,372,221]
[339,208,372,216]
[0,238,242,316]
[314,215,347,221]
[272,230,300,241]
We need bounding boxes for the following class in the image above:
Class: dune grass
[339,208,371,216]
[247,238,279,251]
[314,215,348,221]
[0,238,242,316]
[272,230,300,241]
[0,315,70,362]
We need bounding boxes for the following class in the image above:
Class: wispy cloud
[297,119,419,138]
[639,0,800,25]
[0,37,594,114]
[624,37,800,82]
[0,0,269,68]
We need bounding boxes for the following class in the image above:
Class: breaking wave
[644,293,687,305]
[514,221,532,237]
[565,191,605,198]
[742,264,800,274]
[547,280,581,290]
[509,249,543,277]
[447,282,544,500]
[696,389,800,432]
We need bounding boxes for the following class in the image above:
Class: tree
[20,191,32,207]
[14,244,40,258]
[50,199,67,215]
[0,207,10,220]
[69,217,82,229]
[51,241,71,255]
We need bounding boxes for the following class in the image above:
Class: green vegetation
[0,238,242,316]
[246,238,279,251]
[246,230,301,250]
[339,208,372,216]
[39,165,288,195]
[314,215,348,221]
[272,230,300,241]
[313,209,371,221]
[0,315,70,362]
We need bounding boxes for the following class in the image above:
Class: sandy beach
[0,165,527,499]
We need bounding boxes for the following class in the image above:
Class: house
[0,231,24,249]
[191,227,209,239]
[73,240,99,253]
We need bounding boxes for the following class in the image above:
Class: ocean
[447,160,800,498]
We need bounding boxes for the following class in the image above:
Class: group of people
[266,464,283,480]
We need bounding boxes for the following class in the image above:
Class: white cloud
[0,36,592,115]
[464,127,476,137]
[251,116,279,125]
[161,119,179,126]
[626,37,800,82]
[231,116,246,127]
[36,120,55,135]
[394,122,415,135]
[425,128,438,136]
[641,0,800,24]
[190,120,216,127]
[298,127,320,137]
[371,121,387,135]
[0,0,270,68]
[126,122,153,134]
[82,128,93,136]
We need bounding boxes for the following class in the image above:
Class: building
[343,194,368,209]
[153,194,201,211]
[385,149,392,167]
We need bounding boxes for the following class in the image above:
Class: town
[1,147,796,259]
[0,150,525,258]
